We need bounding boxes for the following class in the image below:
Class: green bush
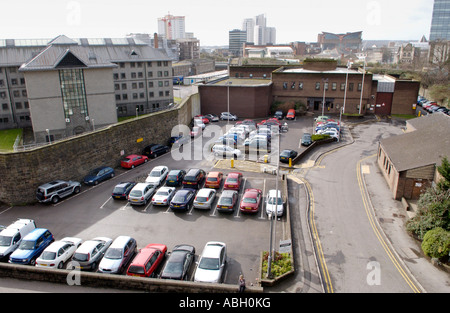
[311,134,331,141]
[261,251,292,279]
[421,227,450,259]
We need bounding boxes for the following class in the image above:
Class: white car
[193,188,217,210]
[220,112,237,121]
[265,189,284,217]
[317,128,339,139]
[212,144,242,159]
[194,241,227,283]
[145,166,169,186]
[35,237,82,269]
[151,186,176,206]
[128,183,157,205]
[193,118,206,130]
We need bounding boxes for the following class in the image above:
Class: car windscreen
[173,194,187,202]
[72,253,89,262]
[198,257,220,270]
[40,251,57,260]
[149,171,161,177]
[207,177,217,181]
[104,248,123,259]
[0,235,12,246]
[243,197,257,204]
[129,190,142,197]
[113,186,126,193]
[218,197,233,205]
[156,190,169,196]
[18,240,35,250]
[128,265,145,274]
[268,197,283,205]
[226,178,238,183]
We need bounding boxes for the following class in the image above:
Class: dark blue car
[9,228,54,265]
[84,166,115,185]
[169,189,196,211]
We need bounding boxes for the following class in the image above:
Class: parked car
[315,115,330,122]
[172,135,191,148]
[70,237,113,271]
[190,126,201,137]
[98,236,137,274]
[9,228,54,266]
[194,115,210,124]
[120,154,148,169]
[170,188,196,211]
[224,172,243,191]
[83,166,115,185]
[216,190,238,213]
[273,110,284,120]
[192,118,206,130]
[280,149,298,163]
[286,109,296,120]
[239,188,262,213]
[245,138,271,153]
[151,186,176,206]
[318,129,339,139]
[205,114,219,122]
[145,166,169,186]
[36,180,81,204]
[205,171,223,189]
[126,243,167,277]
[220,112,237,121]
[111,182,136,200]
[0,219,36,261]
[194,241,227,283]
[160,244,196,280]
[212,144,242,159]
[182,168,206,189]
[301,133,312,146]
[165,169,186,187]
[265,189,284,217]
[142,144,170,158]
[128,182,157,206]
[35,237,82,269]
[193,188,217,210]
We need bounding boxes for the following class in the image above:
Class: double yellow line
[356,155,423,293]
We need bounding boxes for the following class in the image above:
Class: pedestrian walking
[238,274,246,293]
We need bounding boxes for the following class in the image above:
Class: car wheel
[131,165,135,169]
[94,180,99,185]
[57,261,64,269]
[51,196,60,204]
[74,186,81,194]
[144,159,148,163]
[110,173,115,178]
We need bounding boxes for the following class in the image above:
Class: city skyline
[1,0,435,46]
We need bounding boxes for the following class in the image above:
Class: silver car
[70,237,113,271]
[128,183,157,206]
[193,188,216,210]
[98,236,137,274]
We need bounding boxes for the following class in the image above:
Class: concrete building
[158,14,186,40]
[229,29,247,57]
[0,35,173,143]
[377,113,450,200]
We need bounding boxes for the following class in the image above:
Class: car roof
[207,171,222,177]
[227,172,241,177]
[23,228,49,240]
[175,189,194,196]
[268,189,281,196]
[186,168,201,175]
[202,242,225,258]
[221,190,237,197]
[77,238,109,253]
[244,188,261,196]
[133,183,153,190]
[110,236,133,248]
[45,240,72,252]
[197,188,215,196]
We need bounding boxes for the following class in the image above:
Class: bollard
[289,158,292,168]
[264,155,269,163]
[231,158,234,168]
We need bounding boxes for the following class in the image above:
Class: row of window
[0,78,26,87]
[113,71,170,80]
[282,81,364,92]
[117,103,163,115]
[115,61,170,68]
[114,80,170,90]
[0,115,30,123]
[1,102,29,111]
[115,90,171,101]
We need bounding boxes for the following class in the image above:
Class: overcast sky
[0,0,435,46]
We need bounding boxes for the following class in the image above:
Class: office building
[240,14,276,46]
[158,14,186,40]
[0,35,173,143]
[229,29,247,56]
[429,0,450,41]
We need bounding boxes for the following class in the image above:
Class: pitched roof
[380,113,450,172]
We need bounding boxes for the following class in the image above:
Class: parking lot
[0,117,315,289]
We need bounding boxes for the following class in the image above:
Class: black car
[160,244,196,280]
[273,110,284,120]
[166,169,186,187]
[111,182,136,200]
[182,169,206,189]
[301,133,313,146]
[280,149,298,163]
[168,135,183,146]
[142,144,170,158]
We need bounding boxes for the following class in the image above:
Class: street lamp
[343,60,352,115]
[359,56,366,115]
[322,78,328,116]
[46,129,51,144]
[227,81,232,125]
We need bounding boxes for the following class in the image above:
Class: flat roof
[210,78,272,86]
[281,67,362,75]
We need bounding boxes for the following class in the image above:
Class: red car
[205,171,223,189]
[120,154,149,169]
[224,172,243,191]
[239,188,262,213]
[126,243,167,277]
[194,115,210,124]
[190,126,201,137]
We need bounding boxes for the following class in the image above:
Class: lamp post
[227,81,232,125]
[322,78,328,116]
[359,56,366,115]
[343,60,352,114]
[267,212,274,279]
[46,129,51,144]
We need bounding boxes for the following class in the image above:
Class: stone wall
[0,94,199,205]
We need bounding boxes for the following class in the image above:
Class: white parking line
[234,178,247,218]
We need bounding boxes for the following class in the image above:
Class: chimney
[154,33,158,49]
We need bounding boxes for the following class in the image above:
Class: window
[357,83,362,91]
[291,82,296,89]
[113,73,119,80]
[59,69,88,118]
[283,82,288,89]
[315,82,320,90]
[298,82,303,90]
[324,82,329,91]
[340,83,345,91]
[131,72,137,78]
[348,83,354,91]
[332,83,337,91]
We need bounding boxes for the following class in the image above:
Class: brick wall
[0,96,198,205]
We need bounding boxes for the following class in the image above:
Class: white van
[0,219,36,261]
